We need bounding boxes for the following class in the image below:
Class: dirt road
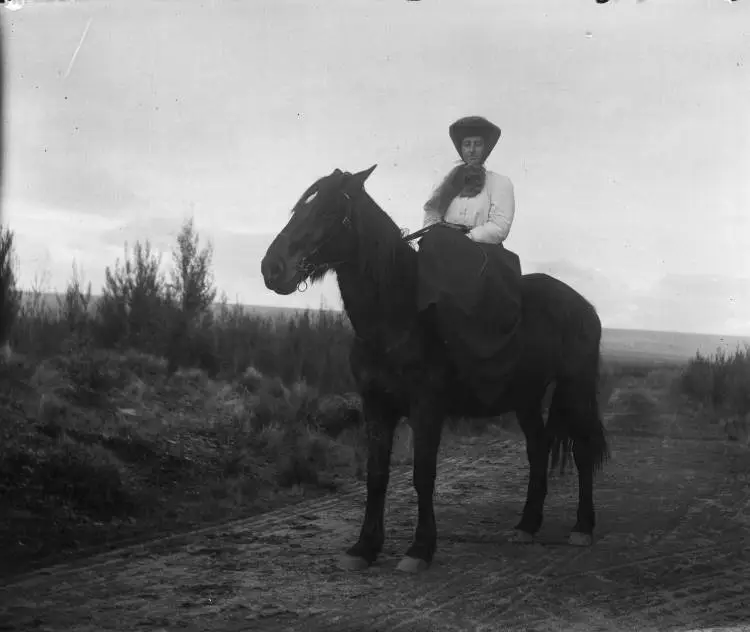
[1,395,748,631]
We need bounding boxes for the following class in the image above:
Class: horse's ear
[349,164,377,189]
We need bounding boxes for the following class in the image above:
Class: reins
[401,223,489,275]
[400,225,433,242]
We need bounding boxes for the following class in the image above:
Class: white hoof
[396,556,429,573]
[510,530,535,544]
[568,532,593,547]
[338,555,371,571]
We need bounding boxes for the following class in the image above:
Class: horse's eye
[304,191,318,205]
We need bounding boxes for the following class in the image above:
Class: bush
[681,346,750,443]
[35,439,133,519]
[681,346,750,417]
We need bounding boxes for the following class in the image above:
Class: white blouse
[422,170,515,244]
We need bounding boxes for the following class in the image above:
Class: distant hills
[599,328,748,363]
[17,291,749,363]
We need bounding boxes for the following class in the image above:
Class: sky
[1,0,749,335]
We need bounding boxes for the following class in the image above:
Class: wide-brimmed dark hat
[448,116,502,161]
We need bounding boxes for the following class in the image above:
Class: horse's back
[520,272,600,331]
[517,272,602,378]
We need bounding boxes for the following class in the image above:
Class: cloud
[24,153,141,216]
[525,259,635,320]
[522,261,750,335]
[630,274,750,335]
[98,217,183,254]
[7,74,142,216]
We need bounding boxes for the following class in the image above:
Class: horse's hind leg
[554,376,608,547]
[513,396,551,542]
[340,391,400,570]
[570,438,596,546]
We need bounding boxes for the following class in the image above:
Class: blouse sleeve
[467,173,515,244]
[422,183,445,229]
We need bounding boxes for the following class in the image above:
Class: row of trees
[94,218,218,370]
[1,218,217,368]
[0,218,355,393]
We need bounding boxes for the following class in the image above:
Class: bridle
[294,190,355,292]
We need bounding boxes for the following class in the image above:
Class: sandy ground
[1,387,748,632]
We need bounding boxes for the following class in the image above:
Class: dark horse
[261,166,609,573]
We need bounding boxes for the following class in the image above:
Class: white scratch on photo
[64,17,94,80]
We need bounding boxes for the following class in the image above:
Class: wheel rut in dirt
[0,410,748,632]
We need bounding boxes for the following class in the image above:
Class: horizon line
[16,289,750,340]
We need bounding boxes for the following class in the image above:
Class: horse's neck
[336,244,417,346]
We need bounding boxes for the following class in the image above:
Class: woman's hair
[426,163,487,217]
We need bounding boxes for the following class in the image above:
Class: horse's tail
[585,350,610,473]
[549,434,573,475]
[547,384,571,474]
[551,350,610,475]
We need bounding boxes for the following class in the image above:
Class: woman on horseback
[417,116,522,407]
[422,116,515,245]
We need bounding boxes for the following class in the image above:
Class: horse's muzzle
[261,249,300,295]
[261,252,285,288]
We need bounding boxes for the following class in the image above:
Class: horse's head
[261,164,377,295]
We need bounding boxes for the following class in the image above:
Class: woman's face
[461,135,485,166]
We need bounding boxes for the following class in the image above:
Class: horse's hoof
[396,556,430,573]
[568,532,593,547]
[338,554,371,571]
[510,529,535,544]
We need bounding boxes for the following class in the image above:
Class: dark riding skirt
[417,224,523,406]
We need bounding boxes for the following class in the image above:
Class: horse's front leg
[340,392,400,570]
[396,396,445,573]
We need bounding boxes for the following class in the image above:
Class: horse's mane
[349,190,416,299]
[291,170,417,301]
